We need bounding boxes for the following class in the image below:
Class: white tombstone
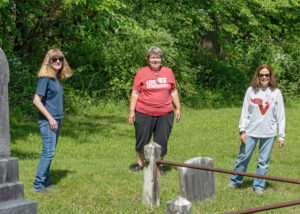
[166,196,192,214]
[142,142,161,207]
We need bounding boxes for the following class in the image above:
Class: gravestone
[143,142,161,207]
[0,48,37,214]
[0,48,10,158]
[179,157,216,202]
[166,196,192,214]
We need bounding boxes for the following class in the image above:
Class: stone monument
[166,196,192,214]
[0,48,37,214]
[143,142,161,207]
[179,157,216,202]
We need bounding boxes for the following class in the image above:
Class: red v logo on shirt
[251,98,270,115]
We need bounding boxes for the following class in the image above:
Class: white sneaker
[227,183,239,188]
[254,189,264,194]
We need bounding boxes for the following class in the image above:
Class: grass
[9,102,300,214]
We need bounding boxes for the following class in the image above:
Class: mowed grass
[10,103,300,214]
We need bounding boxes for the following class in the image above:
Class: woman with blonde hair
[32,49,72,193]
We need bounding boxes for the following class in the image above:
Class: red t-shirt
[133,66,176,116]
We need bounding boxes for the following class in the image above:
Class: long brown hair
[37,49,72,80]
[250,64,277,90]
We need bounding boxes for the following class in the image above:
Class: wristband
[239,131,245,135]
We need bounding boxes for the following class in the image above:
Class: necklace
[56,78,60,88]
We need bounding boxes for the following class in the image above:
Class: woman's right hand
[49,118,58,132]
[128,110,135,125]
[240,133,246,144]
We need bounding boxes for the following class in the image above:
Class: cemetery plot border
[143,142,300,214]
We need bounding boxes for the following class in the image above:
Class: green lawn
[10,104,300,213]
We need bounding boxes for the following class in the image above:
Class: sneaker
[130,164,143,172]
[227,183,240,188]
[158,165,167,176]
[31,186,51,193]
[254,189,264,194]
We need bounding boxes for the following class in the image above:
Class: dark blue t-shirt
[35,77,64,120]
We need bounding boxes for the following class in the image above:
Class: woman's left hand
[278,140,284,149]
[176,109,181,122]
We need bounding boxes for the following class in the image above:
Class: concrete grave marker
[143,142,161,207]
[179,157,216,202]
[0,47,10,158]
[0,48,37,214]
[166,196,192,214]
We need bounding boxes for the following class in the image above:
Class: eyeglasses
[149,57,161,60]
[51,57,64,63]
[259,73,270,78]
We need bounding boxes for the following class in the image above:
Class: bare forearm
[33,94,59,131]
[129,90,139,112]
[171,89,181,110]
[128,90,139,124]
[33,94,53,121]
[171,89,181,122]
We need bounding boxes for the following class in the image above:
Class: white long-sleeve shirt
[239,87,286,140]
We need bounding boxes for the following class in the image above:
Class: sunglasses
[51,57,64,63]
[259,73,270,78]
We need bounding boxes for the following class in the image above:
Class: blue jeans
[33,119,61,189]
[230,136,276,190]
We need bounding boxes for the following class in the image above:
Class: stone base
[0,158,19,184]
[0,157,37,214]
[0,182,24,202]
[0,199,37,214]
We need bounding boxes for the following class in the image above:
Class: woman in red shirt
[128,46,181,175]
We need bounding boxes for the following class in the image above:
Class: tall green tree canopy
[1,0,299,113]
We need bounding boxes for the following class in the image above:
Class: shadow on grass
[162,164,176,172]
[11,148,40,160]
[50,169,74,184]
[10,122,40,144]
[239,178,275,190]
[128,162,176,173]
[10,113,133,145]
[60,114,133,141]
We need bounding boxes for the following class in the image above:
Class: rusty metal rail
[222,199,300,214]
[155,159,300,213]
[156,159,300,184]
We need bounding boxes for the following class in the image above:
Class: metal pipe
[222,199,300,214]
[156,159,300,184]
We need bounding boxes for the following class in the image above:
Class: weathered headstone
[179,157,216,202]
[0,48,10,158]
[0,48,37,214]
[142,142,161,207]
[166,196,192,214]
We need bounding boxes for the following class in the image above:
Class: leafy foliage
[0,0,299,112]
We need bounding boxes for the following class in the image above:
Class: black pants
[134,111,174,157]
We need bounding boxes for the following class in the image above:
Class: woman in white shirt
[228,64,285,194]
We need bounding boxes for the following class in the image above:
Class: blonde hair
[146,46,163,60]
[38,48,72,80]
